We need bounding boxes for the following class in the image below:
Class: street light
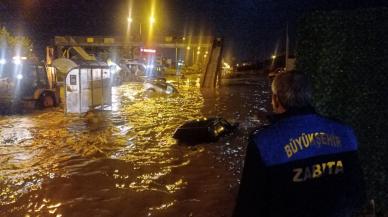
[271,54,277,70]
[150,16,156,25]
[127,17,142,41]
[146,16,156,45]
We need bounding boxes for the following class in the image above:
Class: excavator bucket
[201,38,223,89]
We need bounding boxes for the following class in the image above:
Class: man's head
[271,70,312,113]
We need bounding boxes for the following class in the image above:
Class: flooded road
[0,76,271,217]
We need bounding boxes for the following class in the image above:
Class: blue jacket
[233,108,365,217]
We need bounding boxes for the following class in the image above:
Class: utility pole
[139,24,142,41]
[285,22,289,71]
[175,38,178,75]
[192,49,195,65]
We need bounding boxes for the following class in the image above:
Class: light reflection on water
[0,77,270,216]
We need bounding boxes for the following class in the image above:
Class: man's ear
[272,94,285,113]
[272,94,279,109]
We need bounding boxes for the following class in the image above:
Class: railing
[54,36,213,48]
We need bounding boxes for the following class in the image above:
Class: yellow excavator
[0,57,60,111]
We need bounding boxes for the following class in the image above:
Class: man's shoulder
[275,113,354,131]
[249,124,273,139]
[251,114,354,135]
[309,114,356,134]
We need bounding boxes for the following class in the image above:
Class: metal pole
[109,67,112,110]
[139,23,142,41]
[100,68,103,111]
[64,74,67,115]
[285,22,289,71]
[78,68,82,114]
[192,49,195,65]
[175,46,178,70]
[90,68,94,107]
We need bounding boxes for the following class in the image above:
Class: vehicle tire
[39,94,55,108]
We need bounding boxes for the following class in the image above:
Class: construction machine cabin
[52,58,113,114]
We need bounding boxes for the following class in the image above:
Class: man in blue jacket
[233,71,365,217]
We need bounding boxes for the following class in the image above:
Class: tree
[296,8,388,214]
[0,27,33,58]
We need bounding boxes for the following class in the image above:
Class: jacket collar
[267,106,316,124]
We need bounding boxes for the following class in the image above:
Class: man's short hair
[271,70,312,110]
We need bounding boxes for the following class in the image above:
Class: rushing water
[0,76,271,217]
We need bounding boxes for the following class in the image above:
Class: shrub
[296,7,388,214]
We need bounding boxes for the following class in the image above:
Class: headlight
[16,74,23,80]
[13,59,22,65]
[12,56,25,65]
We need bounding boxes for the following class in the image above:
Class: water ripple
[0,77,271,216]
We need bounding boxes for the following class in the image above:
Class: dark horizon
[0,0,387,61]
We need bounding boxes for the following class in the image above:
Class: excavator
[0,56,59,111]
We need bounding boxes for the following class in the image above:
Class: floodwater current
[0,76,271,217]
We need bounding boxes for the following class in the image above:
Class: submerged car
[143,77,178,95]
[173,117,237,145]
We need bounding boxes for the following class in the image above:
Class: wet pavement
[0,76,271,217]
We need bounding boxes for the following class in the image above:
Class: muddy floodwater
[0,76,271,217]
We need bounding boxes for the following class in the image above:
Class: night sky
[0,0,387,61]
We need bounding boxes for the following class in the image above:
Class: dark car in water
[173,117,237,145]
[143,77,178,95]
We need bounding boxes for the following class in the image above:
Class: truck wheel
[40,95,54,108]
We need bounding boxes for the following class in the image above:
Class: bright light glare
[0,59,6,64]
[111,65,121,74]
[146,64,154,69]
[13,59,22,65]
[107,59,121,73]
[16,74,23,80]
[127,17,133,23]
[12,56,25,65]
[141,48,156,53]
[107,59,114,66]
[272,55,276,59]
[150,16,155,24]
